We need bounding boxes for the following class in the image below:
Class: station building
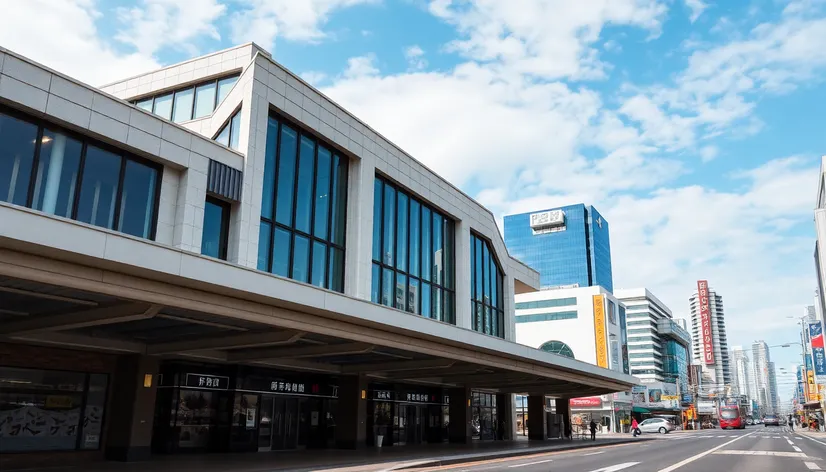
[0,43,637,468]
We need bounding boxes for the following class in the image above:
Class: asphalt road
[413,426,826,472]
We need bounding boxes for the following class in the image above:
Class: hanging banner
[798,366,807,402]
[808,369,818,402]
[810,322,826,376]
[593,294,608,368]
[697,280,714,365]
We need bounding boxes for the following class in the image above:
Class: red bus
[719,405,746,429]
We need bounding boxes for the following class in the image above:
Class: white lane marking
[717,435,727,438]
[787,439,795,445]
[584,451,606,456]
[713,450,808,458]
[509,459,552,468]
[805,462,822,470]
[658,430,757,472]
[802,433,826,447]
[774,436,782,439]
[794,446,803,452]
[587,463,641,472]
[798,437,804,440]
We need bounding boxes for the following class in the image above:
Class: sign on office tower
[592,294,608,368]
[529,209,564,229]
[697,280,715,365]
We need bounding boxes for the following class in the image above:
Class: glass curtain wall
[370,176,455,323]
[214,109,242,151]
[470,233,504,337]
[0,109,161,240]
[257,114,348,292]
[134,75,239,123]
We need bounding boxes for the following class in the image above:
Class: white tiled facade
[515,286,626,373]
[0,42,542,345]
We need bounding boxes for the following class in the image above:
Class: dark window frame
[202,195,231,260]
[258,111,348,292]
[470,232,505,338]
[0,104,163,241]
[371,175,456,324]
[130,73,241,124]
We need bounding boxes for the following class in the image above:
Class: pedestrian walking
[789,415,795,431]
[589,419,597,441]
[631,418,640,437]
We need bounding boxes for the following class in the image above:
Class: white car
[638,418,676,434]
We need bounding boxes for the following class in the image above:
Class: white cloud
[428,0,668,80]
[230,0,379,49]
[699,145,719,162]
[114,0,225,56]
[684,0,708,22]
[0,0,164,86]
[343,54,380,78]
[404,45,428,71]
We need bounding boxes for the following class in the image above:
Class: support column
[454,220,472,330]
[335,375,368,449]
[527,394,548,441]
[555,398,571,440]
[105,355,159,461]
[449,387,472,443]
[496,393,514,440]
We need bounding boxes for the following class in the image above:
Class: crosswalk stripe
[794,446,803,452]
[805,462,821,470]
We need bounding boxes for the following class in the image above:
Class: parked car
[764,415,780,426]
[638,417,676,434]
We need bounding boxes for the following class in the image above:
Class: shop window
[257,114,348,292]
[201,196,230,260]
[0,109,161,240]
[371,176,455,323]
[0,367,108,452]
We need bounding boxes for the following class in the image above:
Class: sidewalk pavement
[15,437,653,472]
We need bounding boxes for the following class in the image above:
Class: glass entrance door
[284,398,298,449]
[258,396,274,451]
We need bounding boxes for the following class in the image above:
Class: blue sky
[4,0,825,399]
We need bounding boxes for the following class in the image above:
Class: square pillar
[454,220,472,330]
[496,393,514,440]
[527,394,547,441]
[449,387,472,444]
[105,355,159,461]
[335,375,368,449]
[555,398,571,440]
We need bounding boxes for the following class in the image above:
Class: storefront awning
[804,401,821,410]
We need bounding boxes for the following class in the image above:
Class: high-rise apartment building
[689,281,731,390]
[504,205,613,292]
[730,347,751,400]
[615,288,690,392]
[752,341,778,415]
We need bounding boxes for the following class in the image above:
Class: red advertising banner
[697,280,714,365]
[569,397,602,408]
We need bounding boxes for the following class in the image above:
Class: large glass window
[258,114,348,292]
[0,113,38,206]
[214,109,242,151]
[201,196,230,260]
[132,74,239,122]
[0,367,108,452]
[371,176,455,323]
[471,233,504,337]
[0,109,161,240]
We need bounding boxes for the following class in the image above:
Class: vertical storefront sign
[810,321,826,376]
[593,294,608,368]
[798,366,807,402]
[697,280,715,365]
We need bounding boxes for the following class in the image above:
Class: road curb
[389,437,654,470]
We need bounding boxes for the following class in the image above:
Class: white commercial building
[614,288,690,389]
[0,44,637,466]
[689,282,732,391]
[730,346,752,401]
[515,286,632,433]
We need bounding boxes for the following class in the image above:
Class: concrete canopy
[0,225,638,398]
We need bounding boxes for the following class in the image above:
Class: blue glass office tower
[503,204,613,292]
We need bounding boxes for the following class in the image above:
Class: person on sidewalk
[789,415,795,432]
[589,419,597,441]
[631,418,640,437]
